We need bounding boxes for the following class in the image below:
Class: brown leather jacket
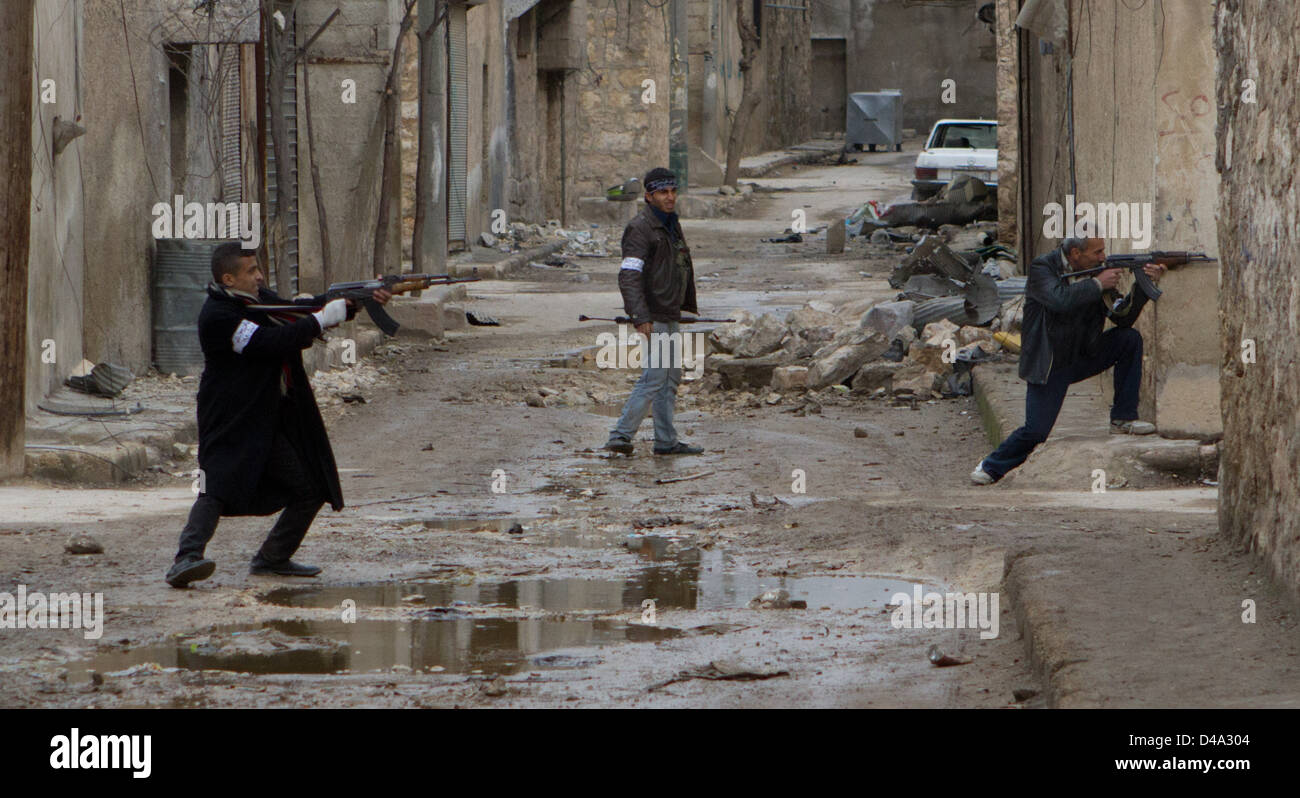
[617,204,698,324]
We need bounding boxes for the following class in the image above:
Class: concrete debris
[65,534,104,554]
[859,300,915,339]
[733,313,787,358]
[747,588,808,610]
[770,365,808,392]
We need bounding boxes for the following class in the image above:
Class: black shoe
[604,437,634,455]
[653,442,704,455]
[166,557,216,588]
[249,559,322,577]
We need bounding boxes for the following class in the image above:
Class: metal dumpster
[846,90,904,152]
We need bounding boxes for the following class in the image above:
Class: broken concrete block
[771,365,809,392]
[851,361,907,393]
[785,306,840,345]
[708,310,757,354]
[807,330,891,389]
[807,300,836,314]
[957,325,994,345]
[922,318,961,346]
[826,219,846,254]
[479,232,497,248]
[719,184,737,195]
[860,300,916,339]
[734,312,787,358]
[715,352,790,390]
[892,363,941,396]
[908,340,955,375]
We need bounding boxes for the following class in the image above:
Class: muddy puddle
[71,617,677,682]
[69,540,934,683]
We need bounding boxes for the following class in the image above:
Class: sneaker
[249,558,322,577]
[970,461,996,486]
[653,442,704,455]
[1110,419,1156,435]
[604,437,634,455]
[165,557,216,588]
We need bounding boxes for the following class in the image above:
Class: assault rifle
[1065,251,1214,301]
[578,314,737,324]
[250,271,481,335]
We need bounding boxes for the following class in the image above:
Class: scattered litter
[647,659,791,692]
[466,310,500,326]
[763,231,803,243]
[927,644,970,667]
[655,471,714,485]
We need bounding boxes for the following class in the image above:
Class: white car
[912,119,998,200]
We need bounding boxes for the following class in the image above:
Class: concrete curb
[738,145,843,178]
[449,241,567,280]
[1002,548,1103,708]
[25,329,387,485]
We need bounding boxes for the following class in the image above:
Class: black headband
[646,176,677,192]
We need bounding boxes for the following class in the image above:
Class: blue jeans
[610,321,682,448]
[981,327,1142,480]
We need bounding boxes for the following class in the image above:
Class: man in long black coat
[165,243,389,587]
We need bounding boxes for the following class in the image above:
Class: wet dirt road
[0,159,1244,708]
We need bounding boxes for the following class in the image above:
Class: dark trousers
[175,432,324,565]
[982,327,1142,480]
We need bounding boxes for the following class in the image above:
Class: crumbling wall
[1215,0,1300,590]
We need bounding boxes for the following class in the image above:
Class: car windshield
[932,124,997,149]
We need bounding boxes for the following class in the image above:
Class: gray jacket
[1020,247,1149,384]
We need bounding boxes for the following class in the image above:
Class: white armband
[620,257,645,272]
[231,319,259,354]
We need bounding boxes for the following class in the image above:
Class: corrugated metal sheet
[219,44,242,225]
[264,3,299,293]
[153,239,223,376]
[447,4,468,248]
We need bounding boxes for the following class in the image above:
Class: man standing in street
[603,167,704,456]
[165,243,390,587]
[971,237,1165,485]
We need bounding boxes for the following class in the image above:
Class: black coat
[1020,247,1149,384]
[194,285,345,515]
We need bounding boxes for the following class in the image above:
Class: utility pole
[413,0,447,273]
[0,3,33,478]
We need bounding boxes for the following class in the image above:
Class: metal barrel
[153,238,223,376]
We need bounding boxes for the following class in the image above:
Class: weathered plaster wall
[845,0,996,134]
[1215,0,1300,591]
[27,0,87,411]
[81,0,173,383]
[296,0,401,290]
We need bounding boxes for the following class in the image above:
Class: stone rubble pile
[479,221,618,258]
[702,284,1019,403]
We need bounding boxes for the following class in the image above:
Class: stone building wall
[1215,0,1300,591]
